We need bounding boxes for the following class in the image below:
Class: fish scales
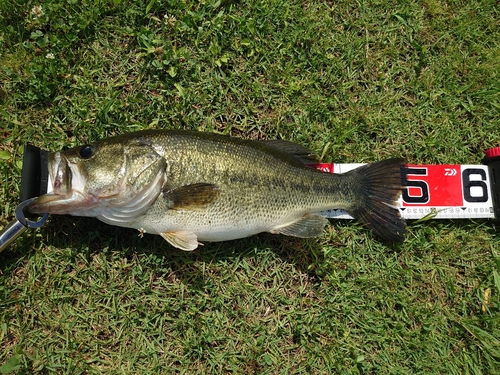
[28,129,406,250]
[141,132,349,229]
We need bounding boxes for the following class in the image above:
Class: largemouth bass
[28,130,406,250]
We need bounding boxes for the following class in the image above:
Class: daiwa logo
[444,168,457,176]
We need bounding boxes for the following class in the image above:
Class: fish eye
[79,145,95,159]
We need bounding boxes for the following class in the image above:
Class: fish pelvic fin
[160,231,201,251]
[348,158,406,242]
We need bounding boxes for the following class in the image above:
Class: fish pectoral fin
[160,231,201,251]
[270,214,328,238]
[163,183,219,210]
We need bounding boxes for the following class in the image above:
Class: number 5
[402,168,430,204]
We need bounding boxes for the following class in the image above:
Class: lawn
[1,0,499,373]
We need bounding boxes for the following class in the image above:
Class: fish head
[28,136,166,217]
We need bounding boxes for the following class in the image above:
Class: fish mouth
[28,190,95,215]
[28,152,96,215]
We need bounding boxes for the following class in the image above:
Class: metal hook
[0,199,49,253]
[15,198,49,229]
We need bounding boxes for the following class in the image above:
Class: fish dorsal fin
[160,231,200,251]
[270,214,328,238]
[163,183,219,209]
[260,140,319,164]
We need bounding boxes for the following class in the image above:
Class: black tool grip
[20,144,49,206]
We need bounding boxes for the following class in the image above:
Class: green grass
[1,0,500,373]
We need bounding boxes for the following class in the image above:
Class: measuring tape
[314,147,500,221]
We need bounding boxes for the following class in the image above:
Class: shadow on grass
[0,215,344,284]
[6,215,496,287]
[1,217,403,278]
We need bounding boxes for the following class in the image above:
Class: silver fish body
[28,130,406,250]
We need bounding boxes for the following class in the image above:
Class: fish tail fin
[347,158,406,242]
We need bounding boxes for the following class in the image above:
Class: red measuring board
[312,163,495,220]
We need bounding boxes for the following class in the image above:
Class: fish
[28,129,406,250]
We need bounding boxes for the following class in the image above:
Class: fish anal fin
[270,214,328,238]
[163,183,219,209]
[160,231,200,251]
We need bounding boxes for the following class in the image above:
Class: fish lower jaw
[28,191,99,215]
